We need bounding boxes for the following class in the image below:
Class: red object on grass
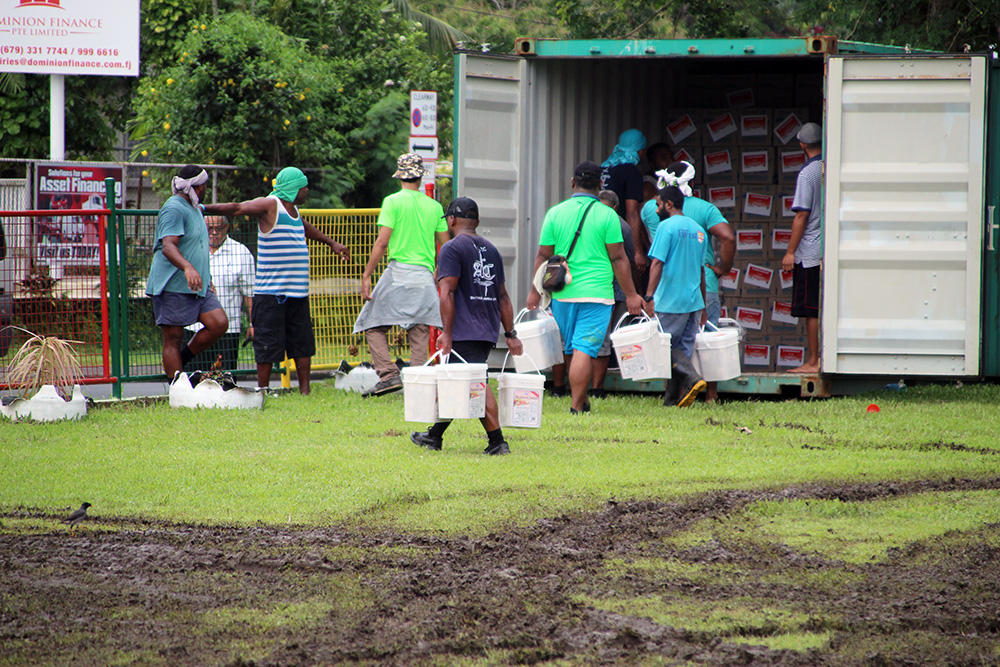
[866,404,880,413]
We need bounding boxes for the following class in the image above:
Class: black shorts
[448,340,494,364]
[790,264,820,318]
[252,295,316,363]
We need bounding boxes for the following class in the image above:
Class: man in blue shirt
[649,161,735,402]
[644,186,707,407]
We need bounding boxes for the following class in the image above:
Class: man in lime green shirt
[527,161,644,414]
[354,153,450,397]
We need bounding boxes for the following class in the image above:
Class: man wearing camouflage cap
[354,153,450,397]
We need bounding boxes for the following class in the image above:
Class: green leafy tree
[131,6,451,206]
[0,75,116,162]
[793,0,1000,52]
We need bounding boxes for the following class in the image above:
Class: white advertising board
[0,0,140,76]
[410,90,437,137]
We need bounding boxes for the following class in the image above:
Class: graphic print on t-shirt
[472,243,495,298]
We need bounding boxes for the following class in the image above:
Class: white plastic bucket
[692,319,742,381]
[436,351,488,419]
[610,313,671,380]
[401,365,439,422]
[512,309,563,372]
[497,352,545,428]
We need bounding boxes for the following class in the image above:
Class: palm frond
[0,72,26,95]
[388,0,471,52]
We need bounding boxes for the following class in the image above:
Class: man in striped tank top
[205,167,349,394]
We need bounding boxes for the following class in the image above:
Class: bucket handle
[421,349,445,366]
[613,309,655,333]
[513,307,554,326]
[440,349,470,365]
[699,317,745,340]
[500,350,543,376]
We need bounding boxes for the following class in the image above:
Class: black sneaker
[410,430,442,451]
[569,403,591,415]
[590,388,607,399]
[484,440,510,456]
[548,384,568,398]
[362,375,403,398]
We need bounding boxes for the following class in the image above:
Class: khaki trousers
[365,325,430,380]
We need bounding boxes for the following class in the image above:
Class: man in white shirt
[183,216,255,371]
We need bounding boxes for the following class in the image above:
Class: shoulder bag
[541,199,598,292]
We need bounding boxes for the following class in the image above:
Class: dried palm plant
[5,328,84,400]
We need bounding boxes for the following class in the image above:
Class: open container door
[454,54,529,307]
[823,55,987,375]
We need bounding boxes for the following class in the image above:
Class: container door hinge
[988,206,997,252]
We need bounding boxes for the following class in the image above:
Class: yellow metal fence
[282,208,417,380]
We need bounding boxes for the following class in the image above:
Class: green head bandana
[270,167,308,202]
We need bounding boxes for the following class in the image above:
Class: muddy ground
[2,477,999,667]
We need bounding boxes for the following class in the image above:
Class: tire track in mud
[2,476,999,667]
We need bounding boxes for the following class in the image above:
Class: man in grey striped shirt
[782,122,823,374]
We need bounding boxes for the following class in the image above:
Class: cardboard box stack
[661,75,811,371]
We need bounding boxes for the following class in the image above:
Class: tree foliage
[793,0,1000,52]
[131,5,451,205]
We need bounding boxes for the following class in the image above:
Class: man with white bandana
[643,161,735,402]
[204,167,350,395]
[145,164,228,379]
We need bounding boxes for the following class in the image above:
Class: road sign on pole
[410,91,437,137]
[408,136,439,161]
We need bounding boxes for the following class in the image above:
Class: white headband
[172,169,209,206]
[656,161,696,197]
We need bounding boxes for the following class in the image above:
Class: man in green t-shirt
[354,153,450,397]
[527,161,644,414]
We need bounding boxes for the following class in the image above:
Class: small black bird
[61,502,91,534]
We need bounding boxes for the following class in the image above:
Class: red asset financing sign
[0,0,140,76]
[35,163,122,268]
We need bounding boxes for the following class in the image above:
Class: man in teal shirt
[145,164,227,379]
[648,161,735,402]
[645,186,708,407]
[527,161,644,414]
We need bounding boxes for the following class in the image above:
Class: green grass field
[2,381,997,534]
[3,381,999,666]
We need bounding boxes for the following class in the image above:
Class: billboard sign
[35,163,121,267]
[0,0,140,76]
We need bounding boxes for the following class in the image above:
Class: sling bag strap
[564,199,598,260]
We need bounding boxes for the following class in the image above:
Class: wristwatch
[504,330,518,339]
[643,295,654,303]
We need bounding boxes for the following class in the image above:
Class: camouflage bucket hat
[393,152,426,179]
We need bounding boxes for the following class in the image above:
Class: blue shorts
[151,291,223,327]
[656,311,700,359]
[550,300,613,359]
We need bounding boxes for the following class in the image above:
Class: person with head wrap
[352,153,450,397]
[204,166,350,395]
[145,164,228,379]
[640,161,735,402]
[600,128,650,273]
